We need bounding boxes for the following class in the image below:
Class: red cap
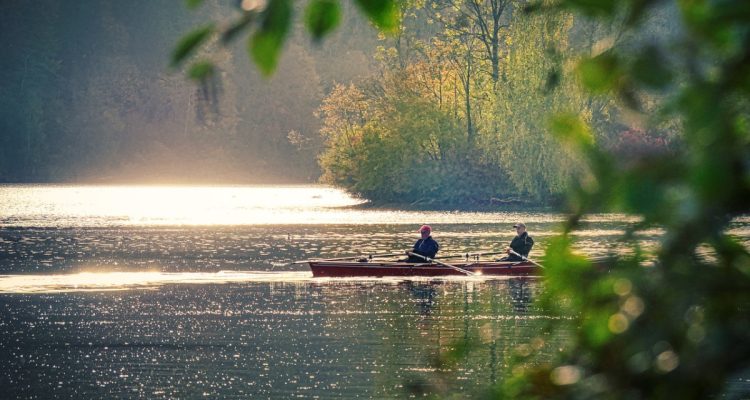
[418,225,432,233]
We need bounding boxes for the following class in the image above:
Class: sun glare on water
[0,271,497,293]
[0,185,369,226]
[0,184,575,227]
[0,271,314,293]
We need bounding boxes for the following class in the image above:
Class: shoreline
[346,198,562,213]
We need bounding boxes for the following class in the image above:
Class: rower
[405,225,439,262]
[498,222,534,261]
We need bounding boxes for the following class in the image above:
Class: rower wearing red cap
[405,225,440,262]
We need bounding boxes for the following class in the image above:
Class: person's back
[406,225,439,262]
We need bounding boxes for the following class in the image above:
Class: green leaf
[185,0,205,9]
[679,0,712,31]
[305,0,341,40]
[522,1,544,14]
[615,172,665,217]
[433,341,473,369]
[171,25,214,68]
[624,0,651,25]
[631,46,672,89]
[353,0,400,32]
[582,309,615,347]
[250,0,292,76]
[187,61,215,81]
[577,53,622,93]
[549,113,595,149]
[564,0,618,17]
[250,34,280,76]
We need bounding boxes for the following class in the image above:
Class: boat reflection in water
[403,281,439,316]
[508,278,534,313]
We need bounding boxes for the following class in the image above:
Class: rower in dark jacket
[499,222,534,261]
[406,225,439,262]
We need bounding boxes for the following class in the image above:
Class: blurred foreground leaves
[502,0,750,399]
[174,0,399,78]
[172,0,750,398]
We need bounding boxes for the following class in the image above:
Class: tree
[318,62,512,204]
[489,5,589,201]
[427,0,512,84]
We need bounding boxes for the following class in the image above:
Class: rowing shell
[308,260,540,278]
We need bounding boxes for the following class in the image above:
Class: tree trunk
[464,54,474,144]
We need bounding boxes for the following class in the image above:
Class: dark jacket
[507,232,534,261]
[407,236,439,262]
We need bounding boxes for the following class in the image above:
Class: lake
[1,184,748,398]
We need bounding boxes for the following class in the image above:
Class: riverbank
[347,196,562,213]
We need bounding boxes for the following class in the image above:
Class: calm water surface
[1,280,552,398]
[1,184,748,398]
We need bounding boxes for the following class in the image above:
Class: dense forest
[2,0,674,205]
[0,0,378,183]
[313,1,678,205]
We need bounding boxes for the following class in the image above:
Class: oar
[289,252,404,265]
[508,250,545,269]
[366,252,408,259]
[277,256,366,269]
[407,252,475,276]
[436,254,472,260]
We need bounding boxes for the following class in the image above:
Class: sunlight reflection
[1,185,366,226]
[0,271,308,293]
[0,271,509,294]
[0,184,649,227]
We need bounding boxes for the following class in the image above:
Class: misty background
[0,0,377,183]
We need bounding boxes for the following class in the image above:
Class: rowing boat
[308,260,541,277]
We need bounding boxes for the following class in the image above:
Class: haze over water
[1,185,748,398]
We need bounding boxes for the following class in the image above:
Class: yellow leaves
[317,83,370,141]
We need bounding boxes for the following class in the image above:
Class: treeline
[2,1,678,205]
[316,0,678,206]
[0,0,378,183]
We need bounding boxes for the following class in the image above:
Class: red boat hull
[308,260,541,277]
